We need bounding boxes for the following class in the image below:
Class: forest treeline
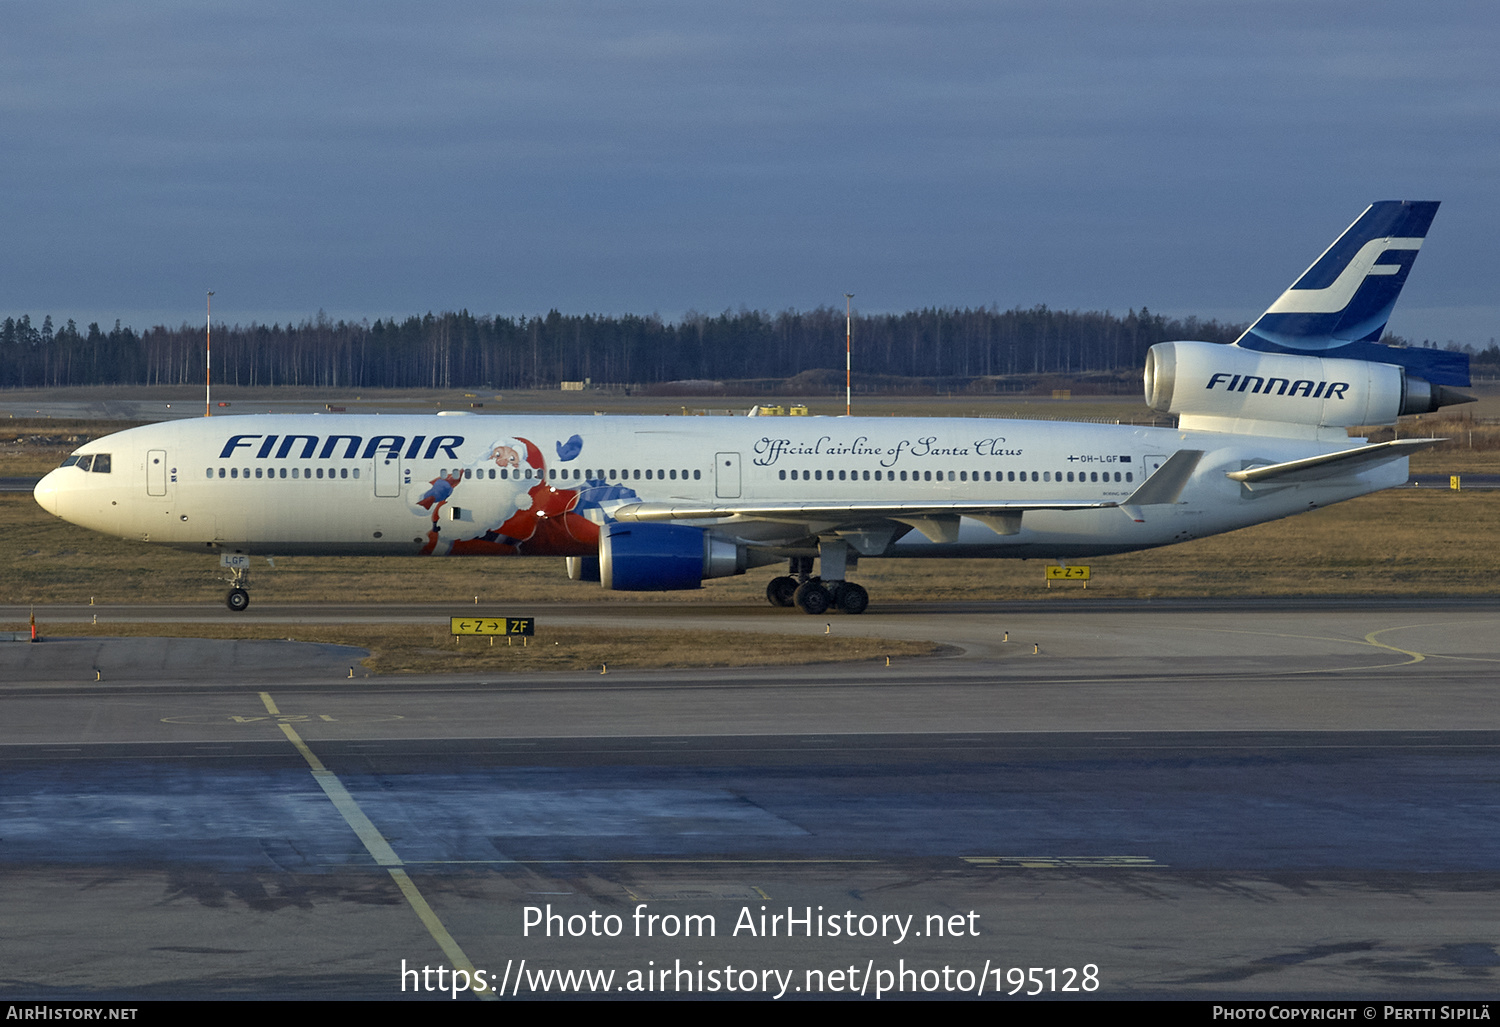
[0,306,1488,390]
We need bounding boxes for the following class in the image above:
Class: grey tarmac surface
[2,599,1500,1000]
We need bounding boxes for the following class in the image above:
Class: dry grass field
[0,620,934,675]
[5,472,1495,608]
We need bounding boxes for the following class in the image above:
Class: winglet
[1119,450,1203,522]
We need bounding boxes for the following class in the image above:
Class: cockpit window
[61,455,82,468]
[91,454,111,473]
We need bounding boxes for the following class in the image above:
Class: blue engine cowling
[599,522,748,591]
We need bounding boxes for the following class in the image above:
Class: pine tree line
[0,305,1302,390]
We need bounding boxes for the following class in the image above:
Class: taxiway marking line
[258,691,496,1000]
[1208,625,1428,673]
[1363,626,1425,666]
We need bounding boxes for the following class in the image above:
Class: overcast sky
[4,1,1496,346]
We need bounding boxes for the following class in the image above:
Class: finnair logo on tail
[1265,237,1423,315]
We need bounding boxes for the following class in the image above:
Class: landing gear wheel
[766,575,798,607]
[226,588,250,612]
[793,581,830,615]
[834,582,869,614]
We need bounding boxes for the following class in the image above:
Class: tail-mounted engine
[1145,341,1472,436]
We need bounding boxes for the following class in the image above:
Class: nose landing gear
[220,554,252,611]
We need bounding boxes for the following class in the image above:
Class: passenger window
[779,470,786,480]
[280,468,288,479]
[205,468,213,478]
[292,468,300,479]
[219,468,226,479]
[693,469,701,480]
[1126,472,1133,482]
[352,468,359,479]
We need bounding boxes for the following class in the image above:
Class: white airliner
[34,201,1472,613]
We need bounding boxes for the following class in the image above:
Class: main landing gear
[765,547,870,615]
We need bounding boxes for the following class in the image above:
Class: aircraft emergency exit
[34,201,1471,613]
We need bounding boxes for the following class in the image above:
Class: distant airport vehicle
[34,202,1470,613]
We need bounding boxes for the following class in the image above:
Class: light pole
[205,291,215,417]
[844,293,854,417]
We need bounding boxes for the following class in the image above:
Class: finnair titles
[34,201,1472,613]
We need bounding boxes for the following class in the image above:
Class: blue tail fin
[1235,201,1468,386]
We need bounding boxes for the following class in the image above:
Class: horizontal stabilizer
[1225,438,1440,485]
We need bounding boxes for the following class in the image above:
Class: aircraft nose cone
[33,471,60,516]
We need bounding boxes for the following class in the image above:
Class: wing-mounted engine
[598,522,778,590]
[1145,340,1473,438]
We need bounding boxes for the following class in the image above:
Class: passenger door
[715,452,741,499]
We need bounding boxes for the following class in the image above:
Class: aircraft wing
[612,498,1116,521]
[613,450,1208,540]
[610,498,1115,545]
[1225,438,1439,486]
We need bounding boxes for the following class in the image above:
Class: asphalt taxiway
[3,599,1499,1000]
